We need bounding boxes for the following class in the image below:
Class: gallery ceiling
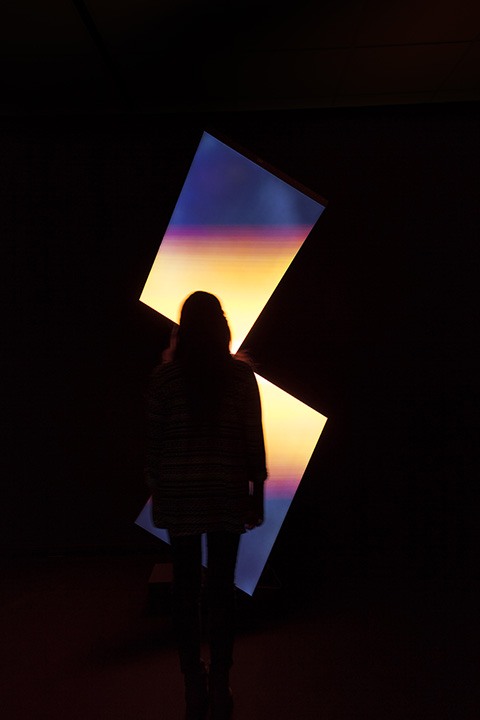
[2,0,480,115]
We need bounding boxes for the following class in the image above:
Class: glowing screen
[139,131,324,352]
[136,131,328,595]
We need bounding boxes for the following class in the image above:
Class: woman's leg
[206,531,240,671]
[206,532,240,719]
[169,533,204,673]
[169,533,208,719]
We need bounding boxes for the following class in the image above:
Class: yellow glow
[140,228,307,352]
[256,374,327,496]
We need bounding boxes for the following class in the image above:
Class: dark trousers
[169,531,241,674]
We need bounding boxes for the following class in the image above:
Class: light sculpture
[135,131,328,595]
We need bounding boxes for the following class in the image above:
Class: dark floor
[1,544,478,720]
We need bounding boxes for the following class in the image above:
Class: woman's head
[175,291,231,362]
[172,292,232,423]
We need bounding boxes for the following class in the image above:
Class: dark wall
[2,103,478,591]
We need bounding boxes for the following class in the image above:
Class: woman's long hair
[173,291,232,425]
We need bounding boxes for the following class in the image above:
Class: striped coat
[145,357,267,536]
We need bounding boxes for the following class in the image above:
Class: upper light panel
[140,131,326,351]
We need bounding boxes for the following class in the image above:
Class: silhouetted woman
[145,291,267,720]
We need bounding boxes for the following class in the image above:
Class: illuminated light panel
[140,131,325,352]
[256,375,327,498]
[136,130,328,595]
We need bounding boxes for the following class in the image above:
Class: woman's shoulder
[231,355,258,383]
[231,355,254,372]
[150,360,183,385]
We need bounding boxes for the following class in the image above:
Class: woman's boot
[209,667,233,720]
[183,661,209,720]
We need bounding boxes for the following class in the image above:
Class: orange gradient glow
[140,226,311,352]
[256,375,327,497]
